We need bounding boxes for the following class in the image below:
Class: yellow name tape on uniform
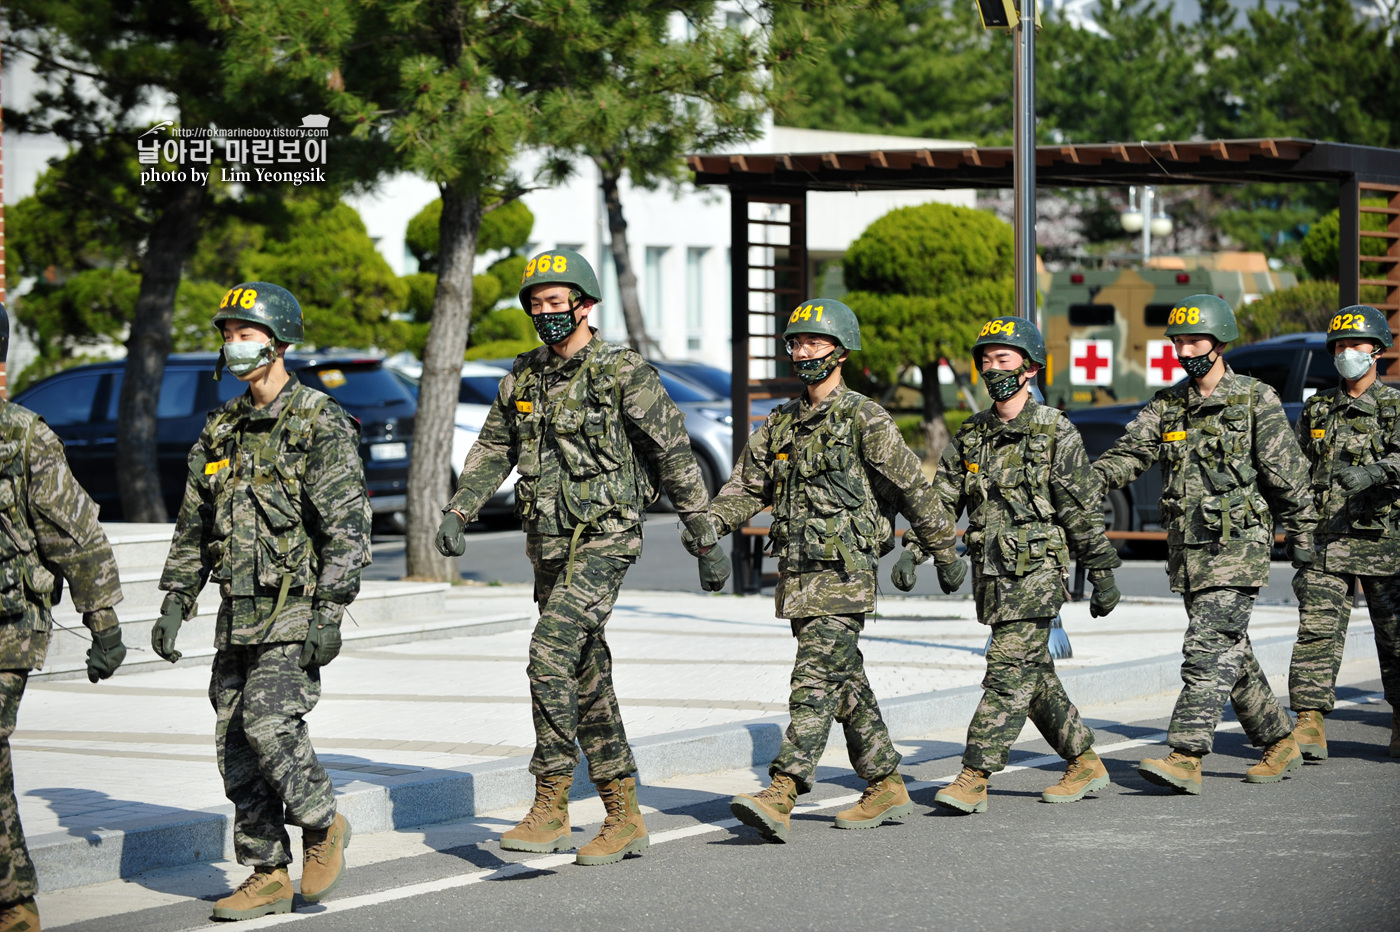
[776,452,789,460]
[1162,431,1187,442]
[964,460,979,473]
[1311,429,1326,438]
[515,401,533,414]
[204,458,230,475]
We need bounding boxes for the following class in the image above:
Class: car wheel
[373,510,407,535]
[693,446,720,499]
[1102,488,1131,555]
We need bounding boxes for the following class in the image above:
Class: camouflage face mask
[1177,348,1218,380]
[794,349,841,385]
[981,361,1028,402]
[532,291,585,345]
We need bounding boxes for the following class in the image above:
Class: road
[366,522,1308,605]
[42,674,1399,931]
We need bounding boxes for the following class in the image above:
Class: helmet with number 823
[211,282,304,344]
[972,316,1046,366]
[517,248,602,309]
[1162,293,1238,342]
[1326,304,1394,350]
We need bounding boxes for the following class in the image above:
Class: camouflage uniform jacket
[1295,380,1400,575]
[0,401,122,671]
[931,399,1120,625]
[1094,365,1315,592]
[160,375,370,648]
[449,333,712,562]
[708,382,957,619]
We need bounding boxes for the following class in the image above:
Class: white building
[348,122,974,368]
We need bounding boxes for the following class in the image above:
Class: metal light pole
[1013,0,1037,328]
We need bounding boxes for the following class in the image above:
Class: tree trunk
[597,159,659,357]
[116,180,206,522]
[405,184,480,581]
[919,360,951,465]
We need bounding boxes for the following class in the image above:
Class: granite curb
[29,626,1380,892]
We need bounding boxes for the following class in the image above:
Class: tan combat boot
[1293,710,1327,761]
[934,767,989,814]
[835,773,914,829]
[501,775,573,853]
[0,898,40,932]
[211,867,294,921]
[1042,749,1111,803]
[1246,735,1303,784]
[300,812,351,903]
[1390,710,1400,759]
[1138,750,1203,795]
[576,776,649,865]
[730,772,799,843]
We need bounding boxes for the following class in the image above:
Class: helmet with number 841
[782,298,862,351]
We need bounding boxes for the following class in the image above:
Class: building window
[645,246,668,332]
[686,247,708,332]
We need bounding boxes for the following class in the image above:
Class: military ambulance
[1037,253,1296,410]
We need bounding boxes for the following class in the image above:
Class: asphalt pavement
[36,664,1399,932]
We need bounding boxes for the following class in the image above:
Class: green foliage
[464,338,539,361]
[406,198,535,273]
[402,273,439,323]
[1235,280,1341,343]
[1300,199,1391,282]
[490,255,528,301]
[471,306,534,345]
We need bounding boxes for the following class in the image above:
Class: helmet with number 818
[1162,293,1238,342]
[211,282,304,344]
[517,248,602,310]
[1326,304,1394,350]
[972,316,1046,366]
[782,298,862,351]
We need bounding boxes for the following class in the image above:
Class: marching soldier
[0,303,127,932]
[703,298,961,843]
[928,317,1122,815]
[1094,295,1316,793]
[154,283,369,920]
[437,249,726,865]
[1289,305,1400,760]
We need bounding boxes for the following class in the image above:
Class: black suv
[1067,333,1395,536]
[12,353,415,526]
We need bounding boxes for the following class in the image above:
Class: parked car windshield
[18,371,103,426]
[298,364,413,407]
[657,372,715,404]
[459,374,505,405]
[103,370,205,420]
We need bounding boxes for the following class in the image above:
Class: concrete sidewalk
[12,574,1383,892]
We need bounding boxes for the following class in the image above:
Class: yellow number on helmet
[814,305,824,321]
[1342,313,1355,329]
[1002,321,1015,335]
[219,289,234,309]
[524,258,537,280]
[240,289,258,309]
[552,255,568,273]
[1188,307,1200,324]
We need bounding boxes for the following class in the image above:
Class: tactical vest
[0,404,59,626]
[200,385,333,620]
[1300,385,1400,538]
[767,389,895,574]
[509,342,658,543]
[1156,383,1271,545]
[958,404,1069,577]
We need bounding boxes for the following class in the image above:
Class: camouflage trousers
[1169,587,1292,755]
[0,671,36,906]
[964,618,1094,773]
[1290,565,1400,713]
[771,614,900,795]
[527,549,637,784]
[211,642,336,867]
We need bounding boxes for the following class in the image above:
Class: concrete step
[103,524,179,573]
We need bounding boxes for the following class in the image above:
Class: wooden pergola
[689,137,1400,459]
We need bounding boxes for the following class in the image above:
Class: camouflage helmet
[517,248,602,309]
[972,316,1046,366]
[0,303,8,362]
[1326,304,1394,350]
[212,282,304,344]
[782,298,861,352]
[1163,294,1238,342]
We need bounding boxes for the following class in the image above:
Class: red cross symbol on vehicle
[1151,344,1184,381]
[1074,343,1111,380]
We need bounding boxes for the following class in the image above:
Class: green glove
[698,546,731,592]
[300,611,343,669]
[85,612,126,683]
[1287,542,1314,569]
[435,510,467,557]
[936,558,967,594]
[152,593,186,663]
[1336,464,1386,494]
[1089,573,1121,618]
[891,550,918,591]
